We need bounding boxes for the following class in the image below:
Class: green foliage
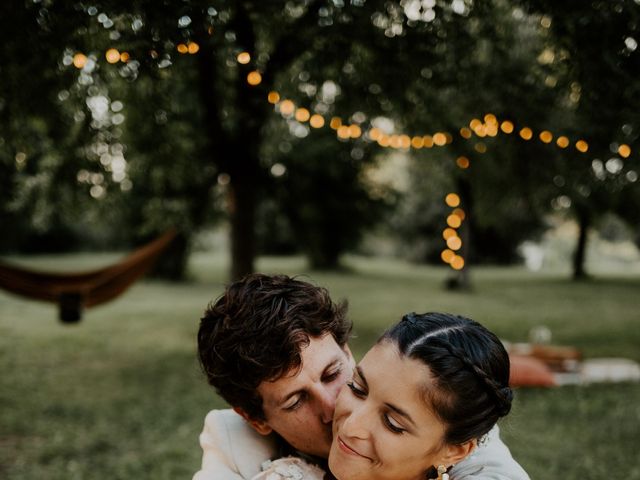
[1,0,639,279]
[261,126,393,269]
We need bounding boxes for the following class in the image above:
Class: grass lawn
[1,252,639,479]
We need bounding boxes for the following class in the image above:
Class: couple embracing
[194,274,530,480]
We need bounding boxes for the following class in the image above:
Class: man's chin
[299,435,332,459]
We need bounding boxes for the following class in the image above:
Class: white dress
[251,457,326,480]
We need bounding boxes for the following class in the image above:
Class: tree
[387,0,562,287]
[521,0,640,278]
[0,0,483,279]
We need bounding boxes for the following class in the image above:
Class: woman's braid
[436,338,513,417]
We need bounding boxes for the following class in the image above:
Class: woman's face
[329,341,468,480]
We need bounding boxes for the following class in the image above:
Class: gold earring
[437,465,450,480]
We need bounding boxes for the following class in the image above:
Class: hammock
[0,229,177,323]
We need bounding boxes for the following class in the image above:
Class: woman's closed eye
[347,380,367,397]
[383,413,406,434]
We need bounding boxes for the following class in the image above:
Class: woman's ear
[441,438,477,466]
[233,406,273,435]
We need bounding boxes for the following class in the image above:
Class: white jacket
[193,409,530,480]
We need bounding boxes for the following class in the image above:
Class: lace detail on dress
[251,456,326,480]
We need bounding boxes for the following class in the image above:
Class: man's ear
[440,438,477,467]
[233,407,273,436]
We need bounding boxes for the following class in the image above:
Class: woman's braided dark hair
[379,312,512,445]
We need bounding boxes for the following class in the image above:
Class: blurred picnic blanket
[506,342,640,387]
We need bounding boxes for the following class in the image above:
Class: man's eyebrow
[321,358,342,377]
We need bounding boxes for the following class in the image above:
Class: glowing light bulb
[368,128,382,140]
[267,91,280,104]
[309,114,325,128]
[433,132,447,146]
[575,140,589,153]
[443,228,457,240]
[279,100,295,116]
[459,127,472,139]
[456,156,470,169]
[447,214,462,228]
[423,135,434,148]
[519,127,533,140]
[556,136,569,148]
[247,71,262,86]
[486,125,498,137]
[411,136,425,149]
[377,135,391,147]
[349,125,362,138]
[188,42,200,54]
[500,121,514,134]
[618,144,631,158]
[539,130,553,143]
[445,193,460,207]
[295,108,310,122]
[441,249,455,264]
[451,256,465,270]
[447,236,462,251]
[73,53,87,68]
[106,48,120,63]
[452,208,466,221]
[237,51,251,64]
[337,125,350,139]
[484,113,497,125]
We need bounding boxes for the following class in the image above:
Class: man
[194,274,529,480]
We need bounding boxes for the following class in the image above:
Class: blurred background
[1,1,639,479]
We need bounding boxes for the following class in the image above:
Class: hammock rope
[0,229,177,323]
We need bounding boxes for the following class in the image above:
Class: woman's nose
[339,402,370,439]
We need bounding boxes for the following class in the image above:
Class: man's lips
[337,436,371,461]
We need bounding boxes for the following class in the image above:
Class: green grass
[1,252,639,479]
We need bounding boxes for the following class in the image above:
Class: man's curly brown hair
[197,273,351,420]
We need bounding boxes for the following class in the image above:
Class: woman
[255,312,514,480]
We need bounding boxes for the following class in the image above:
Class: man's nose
[316,386,337,424]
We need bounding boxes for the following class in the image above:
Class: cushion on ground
[509,354,556,387]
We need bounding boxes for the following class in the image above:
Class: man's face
[252,334,355,458]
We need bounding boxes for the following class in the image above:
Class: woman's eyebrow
[385,402,417,427]
[355,365,368,388]
[359,363,417,427]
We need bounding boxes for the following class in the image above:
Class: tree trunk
[194,30,262,281]
[151,231,190,280]
[228,167,258,280]
[446,176,472,290]
[572,210,590,280]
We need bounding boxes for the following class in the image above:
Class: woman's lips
[337,436,371,461]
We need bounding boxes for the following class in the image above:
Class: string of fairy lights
[71,46,635,271]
